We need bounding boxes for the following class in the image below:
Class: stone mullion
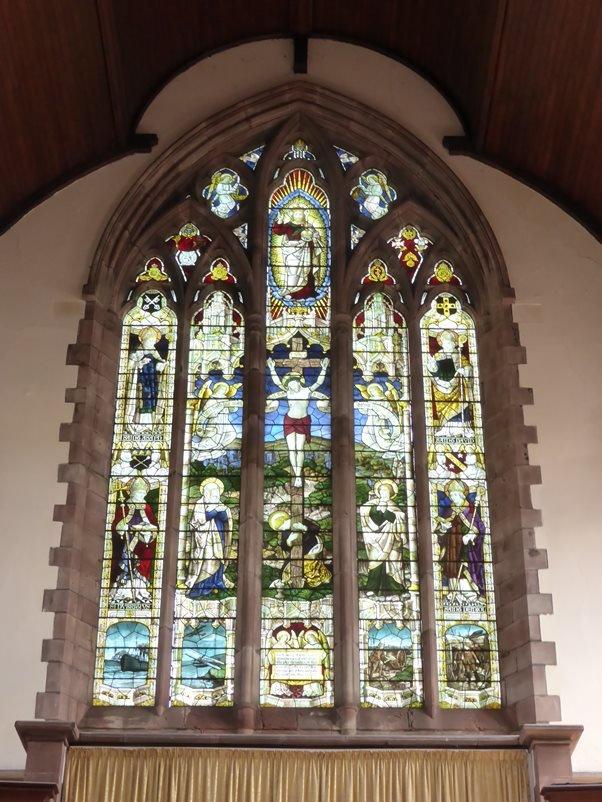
[234,312,265,729]
[408,314,438,717]
[155,306,189,710]
[331,312,360,732]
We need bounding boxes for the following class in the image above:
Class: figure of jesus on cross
[267,339,329,488]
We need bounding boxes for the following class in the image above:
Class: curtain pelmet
[63,746,530,802]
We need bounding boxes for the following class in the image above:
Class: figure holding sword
[435,479,486,600]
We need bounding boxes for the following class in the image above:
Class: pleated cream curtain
[63,746,530,802]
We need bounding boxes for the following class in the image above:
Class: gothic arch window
[43,86,555,734]
[90,127,503,715]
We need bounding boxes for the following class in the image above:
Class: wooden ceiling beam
[0,1,598,238]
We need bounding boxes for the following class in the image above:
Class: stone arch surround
[38,81,557,738]
[2,39,595,793]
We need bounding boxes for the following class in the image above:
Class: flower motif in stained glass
[427,259,462,286]
[361,258,395,285]
[201,257,236,285]
[136,257,170,283]
[387,225,432,278]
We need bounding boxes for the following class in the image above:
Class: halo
[128,476,151,494]
[435,329,467,346]
[268,510,291,531]
[199,477,224,495]
[281,371,303,388]
[211,381,230,396]
[366,382,385,398]
[444,478,469,496]
[373,479,398,498]
[138,326,161,343]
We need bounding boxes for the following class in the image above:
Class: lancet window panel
[420,291,500,709]
[92,289,177,706]
[261,167,334,708]
[353,272,422,708]
[171,281,245,706]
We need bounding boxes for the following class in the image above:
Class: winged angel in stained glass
[202,169,249,219]
[351,169,397,220]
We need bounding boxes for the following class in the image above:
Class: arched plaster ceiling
[0,0,600,237]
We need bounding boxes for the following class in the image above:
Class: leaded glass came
[261,168,333,707]
[92,127,502,718]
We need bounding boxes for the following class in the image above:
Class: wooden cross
[271,335,322,371]
[270,335,322,583]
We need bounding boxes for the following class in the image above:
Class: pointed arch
[40,82,554,734]
[420,291,500,708]
[92,288,178,706]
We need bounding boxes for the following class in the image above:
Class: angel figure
[202,169,249,219]
[298,628,331,698]
[351,169,397,219]
[265,624,330,700]
[356,381,407,475]
[191,380,241,462]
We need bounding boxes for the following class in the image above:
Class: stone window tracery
[41,86,557,735]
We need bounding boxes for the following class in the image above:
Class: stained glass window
[350,224,366,250]
[171,279,244,705]
[93,128,504,718]
[136,257,170,283]
[261,168,333,707]
[351,170,397,219]
[167,223,211,280]
[420,291,500,708]
[387,226,432,280]
[239,145,265,170]
[353,269,422,707]
[334,145,359,170]
[202,169,249,218]
[284,139,316,161]
[93,289,177,705]
[233,223,248,249]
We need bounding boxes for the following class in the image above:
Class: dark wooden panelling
[312,0,501,138]
[107,0,292,130]
[0,0,117,224]
[0,0,600,236]
[484,0,602,226]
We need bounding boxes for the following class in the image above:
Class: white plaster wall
[0,39,599,771]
